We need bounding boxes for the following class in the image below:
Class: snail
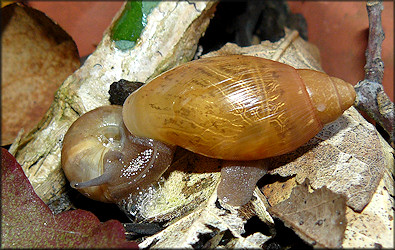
[62,55,356,205]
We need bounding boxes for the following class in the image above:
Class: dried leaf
[267,108,387,211]
[1,148,137,248]
[269,180,347,249]
[1,3,80,145]
[343,178,394,248]
[262,177,298,206]
[263,160,394,248]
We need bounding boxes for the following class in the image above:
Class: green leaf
[111,1,159,50]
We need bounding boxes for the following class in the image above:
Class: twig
[354,1,394,145]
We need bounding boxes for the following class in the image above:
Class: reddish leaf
[1,148,138,248]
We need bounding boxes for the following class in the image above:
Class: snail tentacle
[71,172,112,189]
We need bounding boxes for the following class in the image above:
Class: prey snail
[61,55,356,205]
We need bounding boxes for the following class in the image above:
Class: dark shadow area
[198,0,307,55]
[54,181,132,223]
[263,218,313,250]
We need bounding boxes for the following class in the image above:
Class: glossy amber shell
[123,55,354,160]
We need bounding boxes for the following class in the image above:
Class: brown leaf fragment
[1,3,80,145]
[262,176,298,207]
[268,108,386,212]
[343,178,394,248]
[269,180,347,249]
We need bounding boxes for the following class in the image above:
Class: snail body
[61,105,175,203]
[62,55,355,205]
